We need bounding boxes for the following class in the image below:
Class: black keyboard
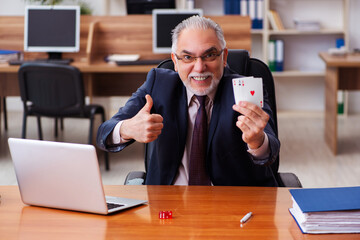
[107,202,124,210]
[115,59,164,66]
[8,59,72,65]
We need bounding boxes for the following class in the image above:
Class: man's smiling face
[171,28,228,96]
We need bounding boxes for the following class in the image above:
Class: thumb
[141,94,153,113]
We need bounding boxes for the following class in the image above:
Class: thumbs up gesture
[120,94,164,143]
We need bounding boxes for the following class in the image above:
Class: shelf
[269,29,345,36]
[251,29,264,35]
[272,70,325,78]
[251,29,344,36]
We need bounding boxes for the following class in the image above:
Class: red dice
[159,210,172,219]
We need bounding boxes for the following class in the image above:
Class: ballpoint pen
[240,212,252,223]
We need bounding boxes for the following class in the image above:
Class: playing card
[232,78,241,105]
[240,77,263,107]
[232,77,253,105]
[232,77,263,108]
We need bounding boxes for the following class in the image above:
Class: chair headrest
[227,49,249,75]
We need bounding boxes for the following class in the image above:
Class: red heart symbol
[250,90,255,96]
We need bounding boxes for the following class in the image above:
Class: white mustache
[188,72,214,80]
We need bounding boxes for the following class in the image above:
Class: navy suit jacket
[97,67,280,186]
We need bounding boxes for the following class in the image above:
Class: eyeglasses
[174,49,224,63]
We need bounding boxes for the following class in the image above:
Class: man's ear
[222,48,228,68]
[171,53,178,72]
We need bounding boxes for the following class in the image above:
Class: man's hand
[120,94,163,143]
[232,101,269,149]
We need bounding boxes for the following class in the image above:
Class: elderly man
[96,16,280,186]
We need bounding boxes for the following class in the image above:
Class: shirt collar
[186,86,216,106]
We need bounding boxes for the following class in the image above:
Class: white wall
[1,0,360,113]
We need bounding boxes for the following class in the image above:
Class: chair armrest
[279,172,302,188]
[124,171,146,185]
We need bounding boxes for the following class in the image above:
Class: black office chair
[125,50,302,187]
[18,63,110,170]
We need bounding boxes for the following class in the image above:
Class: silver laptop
[8,138,147,215]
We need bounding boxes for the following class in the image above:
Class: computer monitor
[24,5,80,60]
[152,9,203,54]
[127,0,175,14]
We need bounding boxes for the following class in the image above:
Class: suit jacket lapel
[208,97,220,151]
[175,85,188,158]
[208,69,230,152]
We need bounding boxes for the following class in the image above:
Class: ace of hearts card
[232,77,263,108]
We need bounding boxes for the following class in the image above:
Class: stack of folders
[289,187,360,234]
[104,54,140,63]
[268,40,283,72]
[224,0,264,29]
[0,49,22,63]
[294,20,320,31]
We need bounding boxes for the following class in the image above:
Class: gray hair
[171,15,226,53]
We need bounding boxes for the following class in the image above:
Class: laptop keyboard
[107,202,124,210]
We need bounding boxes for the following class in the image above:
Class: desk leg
[0,73,3,135]
[0,95,2,136]
[325,66,338,154]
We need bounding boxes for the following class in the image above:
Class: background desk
[0,61,155,99]
[0,15,251,132]
[0,185,359,239]
[319,52,360,154]
[0,14,251,99]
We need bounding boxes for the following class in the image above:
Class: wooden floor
[1,110,360,188]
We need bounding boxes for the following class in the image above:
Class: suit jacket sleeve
[247,82,280,167]
[96,68,158,152]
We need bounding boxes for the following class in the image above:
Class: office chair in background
[18,63,110,170]
[124,49,302,187]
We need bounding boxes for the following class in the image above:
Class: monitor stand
[36,52,73,64]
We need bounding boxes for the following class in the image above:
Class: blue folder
[289,186,360,213]
[0,49,21,55]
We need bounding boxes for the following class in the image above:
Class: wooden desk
[319,52,360,154]
[0,61,155,98]
[0,185,359,239]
